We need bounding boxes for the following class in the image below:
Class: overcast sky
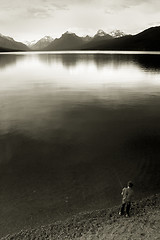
[1,0,160,42]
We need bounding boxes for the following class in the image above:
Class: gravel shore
[1,193,160,240]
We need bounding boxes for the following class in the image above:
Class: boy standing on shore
[119,181,134,217]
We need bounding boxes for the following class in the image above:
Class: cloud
[42,0,69,11]
[0,0,160,42]
[25,2,69,19]
[1,0,159,19]
[50,3,68,11]
[104,0,160,13]
[0,0,68,20]
[26,6,57,18]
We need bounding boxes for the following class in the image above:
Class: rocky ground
[1,194,160,240]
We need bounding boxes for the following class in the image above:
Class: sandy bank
[1,193,160,240]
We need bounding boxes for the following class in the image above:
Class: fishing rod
[112,167,123,189]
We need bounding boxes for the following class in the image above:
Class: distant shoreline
[1,50,160,54]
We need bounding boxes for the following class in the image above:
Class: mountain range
[0,26,160,52]
[27,36,54,50]
[0,34,29,51]
[82,26,160,51]
[44,30,119,51]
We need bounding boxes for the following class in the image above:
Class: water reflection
[134,54,160,71]
[1,52,160,72]
[37,52,160,71]
[39,53,82,67]
[1,52,160,137]
[0,52,160,237]
[38,53,136,69]
[0,54,25,69]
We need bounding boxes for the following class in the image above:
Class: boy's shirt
[121,187,134,203]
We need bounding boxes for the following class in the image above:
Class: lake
[0,51,160,236]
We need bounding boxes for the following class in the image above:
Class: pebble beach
[1,193,159,240]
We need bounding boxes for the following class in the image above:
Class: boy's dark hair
[128,181,133,188]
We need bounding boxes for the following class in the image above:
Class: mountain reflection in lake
[0,52,160,237]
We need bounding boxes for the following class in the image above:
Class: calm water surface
[0,51,160,236]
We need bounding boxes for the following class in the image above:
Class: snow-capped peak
[24,40,37,47]
[40,36,54,42]
[95,30,107,37]
[0,33,15,41]
[110,30,126,38]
